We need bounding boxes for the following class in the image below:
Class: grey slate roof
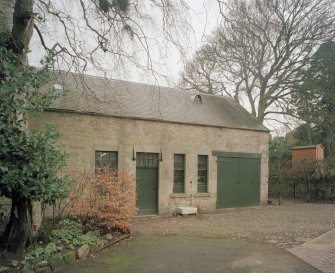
[47,72,269,132]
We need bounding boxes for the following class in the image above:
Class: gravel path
[131,203,335,249]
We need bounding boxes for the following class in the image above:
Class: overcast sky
[28,1,220,87]
[161,1,221,86]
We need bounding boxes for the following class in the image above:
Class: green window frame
[95,151,118,170]
[173,154,185,193]
[197,155,208,193]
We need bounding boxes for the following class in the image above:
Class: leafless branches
[27,0,192,82]
[180,0,335,123]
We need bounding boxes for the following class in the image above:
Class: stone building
[30,72,270,215]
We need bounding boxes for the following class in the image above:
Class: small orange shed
[291,144,324,161]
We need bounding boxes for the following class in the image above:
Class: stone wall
[29,111,269,215]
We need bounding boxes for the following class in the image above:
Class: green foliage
[0,38,55,117]
[22,262,32,273]
[50,219,98,249]
[0,266,9,273]
[292,41,335,157]
[113,0,129,12]
[10,260,19,267]
[24,242,61,268]
[99,0,111,13]
[0,38,71,204]
[269,158,335,202]
[291,123,314,146]
[0,126,71,202]
[24,219,98,269]
[0,205,9,222]
[99,0,129,13]
[269,137,292,162]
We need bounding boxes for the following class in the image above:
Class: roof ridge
[53,70,245,103]
[53,70,178,92]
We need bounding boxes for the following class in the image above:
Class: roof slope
[47,72,269,132]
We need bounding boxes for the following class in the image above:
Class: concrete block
[176,206,198,215]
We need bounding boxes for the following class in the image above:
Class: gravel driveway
[131,202,335,249]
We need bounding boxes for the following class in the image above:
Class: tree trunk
[12,0,34,58]
[257,96,266,124]
[0,0,37,253]
[0,0,14,33]
[326,127,334,159]
[0,198,33,253]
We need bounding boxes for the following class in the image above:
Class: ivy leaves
[0,41,71,203]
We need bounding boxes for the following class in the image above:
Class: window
[197,155,208,193]
[136,152,159,168]
[95,151,118,170]
[173,154,185,193]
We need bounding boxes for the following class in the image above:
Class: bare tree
[1,0,191,77]
[180,0,335,123]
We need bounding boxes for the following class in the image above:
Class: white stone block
[176,206,198,215]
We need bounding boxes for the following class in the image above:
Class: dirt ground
[131,202,335,249]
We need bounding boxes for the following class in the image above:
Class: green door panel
[216,153,261,208]
[216,157,240,208]
[136,153,159,215]
[240,158,260,206]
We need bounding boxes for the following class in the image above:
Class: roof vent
[191,94,202,104]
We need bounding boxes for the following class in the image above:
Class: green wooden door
[136,153,159,215]
[239,157,260,206]
[216,156,240,208]
[214,152,260,208]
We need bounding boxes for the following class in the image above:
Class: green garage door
[213,151,261,208]
[136,153,159,215]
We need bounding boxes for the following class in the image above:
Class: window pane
[95,151,118,169]
[173,154,185,193]
[197,155,208,193]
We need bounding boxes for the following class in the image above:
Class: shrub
[65,168,137,232]
[24,218,98,270]
[50,219,98,249]
[0,205,9,223]
[24,242,61,266]
[269,158,335,202]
